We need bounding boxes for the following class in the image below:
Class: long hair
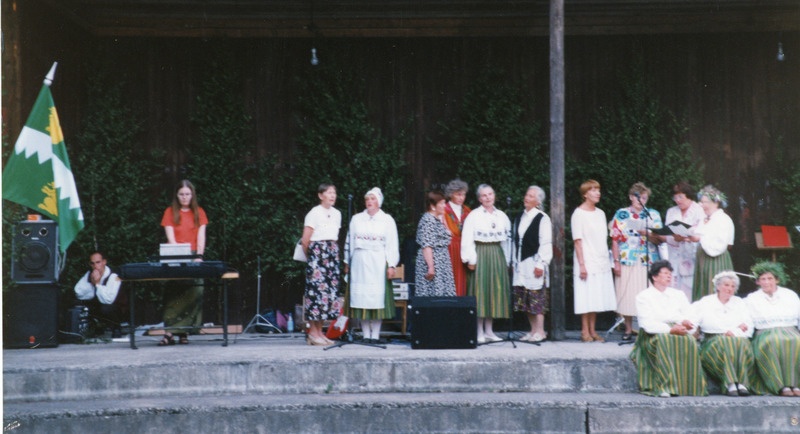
[171,179,201,226]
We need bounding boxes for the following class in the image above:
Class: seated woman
[630,260,707,397]
[691,271,755,396]
[745,261,800,397]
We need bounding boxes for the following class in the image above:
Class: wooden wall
[5,1,800,248]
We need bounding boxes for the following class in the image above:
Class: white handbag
[293,239,307,262]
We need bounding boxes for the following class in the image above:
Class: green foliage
[57,62,164,288]
[579,58,704,217]
[765,141,800,288]
[432,68,547,210]
[289,62,411,235]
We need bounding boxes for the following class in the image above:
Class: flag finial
[44,62,58,86]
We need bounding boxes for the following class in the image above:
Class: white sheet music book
[159,243,192,263]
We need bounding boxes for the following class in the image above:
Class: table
[119,262,238,349]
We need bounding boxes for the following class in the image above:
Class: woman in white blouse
[301,183,343,345]
[688,185,734,301]
[631,260,707,397]
[745,261,800,397]
[461,184,511,344]
[511,186,553,342]
[344,187,400,344]
[691,271,755,396]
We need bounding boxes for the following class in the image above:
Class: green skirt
[466,242,510,318]
[699,335,757,390]
[692,249,733,302]
[163,279,203,334]
[751,327,800,395]
[630,331,708,396]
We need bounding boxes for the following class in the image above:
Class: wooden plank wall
[5,3,799,226]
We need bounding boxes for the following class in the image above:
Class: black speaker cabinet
[11,220,59,283]
[3,284,60,348]
[409,296,477,349]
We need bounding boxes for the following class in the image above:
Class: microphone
[633,192,640,199]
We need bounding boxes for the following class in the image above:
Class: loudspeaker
[11,220,59,284]
[3,284,60,348]
[409,296,477,349]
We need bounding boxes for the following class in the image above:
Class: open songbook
[651,220,693,237]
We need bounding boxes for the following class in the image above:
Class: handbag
[293,239,307,262]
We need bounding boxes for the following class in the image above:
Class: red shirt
[161,207,208,251]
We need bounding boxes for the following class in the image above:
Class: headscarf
[366,187,384,208]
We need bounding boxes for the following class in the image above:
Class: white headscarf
[365,187,384,208]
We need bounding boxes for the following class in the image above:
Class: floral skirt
[304,241,342,321]
[513,286,549,315]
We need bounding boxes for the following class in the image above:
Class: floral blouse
[610,207,663,266]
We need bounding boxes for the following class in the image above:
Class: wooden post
[549,0,566,340]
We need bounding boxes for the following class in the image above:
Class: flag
[2,63,84,253]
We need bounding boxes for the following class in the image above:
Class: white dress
[663,201,704,301]
[571,207,616,314]
[345,209,400,309]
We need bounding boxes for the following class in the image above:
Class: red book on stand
[761,225,791,247]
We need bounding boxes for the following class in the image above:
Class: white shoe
[477,336,487,344]
[658,392,671,398]
[520,333,533,341]
[531,332,546,342]
[486,334,503,342]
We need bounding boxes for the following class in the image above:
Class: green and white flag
[2,63,84,253]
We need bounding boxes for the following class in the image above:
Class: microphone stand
[325,193,385,350]
[243,255,281,335]
[617,193,650,346]
[481,196,525,347]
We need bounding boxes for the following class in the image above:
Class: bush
[432,68,548,210]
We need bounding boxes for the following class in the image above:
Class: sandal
[580,333,593,343]
[779,387,794,397]
[158,333,175,346]
[178,334,189,345]
[592,334,605,343]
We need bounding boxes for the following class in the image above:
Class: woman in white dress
[344,187,400,344]
[571,179,616,343]
[658,181,704,301]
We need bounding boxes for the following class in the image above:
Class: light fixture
[310,48,319,66]
[777,42,785,62]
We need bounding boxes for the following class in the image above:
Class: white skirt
[574,269,616,315]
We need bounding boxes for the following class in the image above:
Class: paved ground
[3,330,635,372]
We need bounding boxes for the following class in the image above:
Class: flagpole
[44,62,58,87]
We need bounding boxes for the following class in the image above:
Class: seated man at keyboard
[74,251,127,338]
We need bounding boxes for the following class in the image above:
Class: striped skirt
[467,242,510,318]
[630,332,708,396]
[346,277,396,321]
[751,327,800,395]
[691,249,733,302]
[699,335,756,390]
